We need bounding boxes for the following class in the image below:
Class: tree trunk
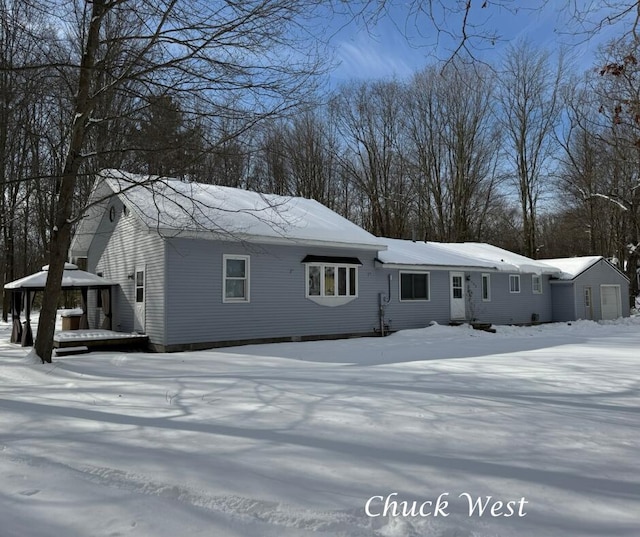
[2,222,14,322]
[33,176,76,362]
[34,0,106,363]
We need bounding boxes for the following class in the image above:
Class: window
[135,270,144,303]
[509,274,520,293]
[306,263,357,298]
[223,255,250,302]
[532,274,542,294]
[400,272,430,301]
[482,273,491,301]
[452,275,463,299]
[584,287,591,307]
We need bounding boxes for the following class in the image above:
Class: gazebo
[4,263,115,347]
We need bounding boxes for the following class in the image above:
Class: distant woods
[3,1,640,315]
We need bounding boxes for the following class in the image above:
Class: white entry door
[450,272,466,320]
[584,287,593,320]
[134,267,145,333]
[600,285,621,320]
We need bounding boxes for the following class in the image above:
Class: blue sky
[327,2,621,84]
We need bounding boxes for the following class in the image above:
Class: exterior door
[600,285,621,320]
[450,272,466,320]
[134,267,145,333]
[584,287,593,320]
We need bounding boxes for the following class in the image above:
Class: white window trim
[532,274,543,294]
[399,271,431,302]
[305,263,358,306]
[509,274,521,294]
[481,273,491,301]
[223,254,250,303]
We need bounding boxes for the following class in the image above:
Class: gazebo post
[21,290,33,347]
[79,288,89,329]
[10,290,22,344]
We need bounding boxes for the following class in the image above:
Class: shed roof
[377,238,561,274]
[4,263,115,290]
[70,170,386,256]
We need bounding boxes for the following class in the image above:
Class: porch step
[54,346,90,357]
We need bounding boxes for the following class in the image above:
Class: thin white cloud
[335,38,416,82]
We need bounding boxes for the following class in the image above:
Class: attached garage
[544,256,630,322]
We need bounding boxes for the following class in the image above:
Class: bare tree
[19,0,329,363]
[556,79,619,256]
[284,110,342,208]
[404,61,502,241]
[553,33,640,302]
[0,0,59,320]
[568,38,640,296]
[497,40,564,257]
[332,80,411,237]
[251,109,341,208]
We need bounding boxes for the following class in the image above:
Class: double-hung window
[532,274,542,294]
[509,274,521,293]
[400,272,430,301]
[223,255,250,302]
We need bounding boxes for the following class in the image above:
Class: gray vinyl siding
[87,196,166,345]
[164,238,380,346]
[378,269,554,330]
[468,272,553,325]
[550,283,576,322]
[378,270,451,329]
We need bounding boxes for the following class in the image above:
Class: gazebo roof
[4,263,115,290]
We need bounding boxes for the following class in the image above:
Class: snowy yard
[0,318,638,537]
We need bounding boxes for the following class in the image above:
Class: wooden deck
[53,329,149,351]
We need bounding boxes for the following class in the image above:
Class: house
[375,238,560,330]
[69,170,387,351]
[64,171,629,352]
[543,256,630,322]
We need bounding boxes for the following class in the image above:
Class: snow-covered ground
[1,317,638,537]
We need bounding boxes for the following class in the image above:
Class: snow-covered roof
[377,238,497,269]
[541,256,609,280]
[71,170,385,255]
[435,242,561,274]
[4,264,115,290]
[377,238,561,274]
